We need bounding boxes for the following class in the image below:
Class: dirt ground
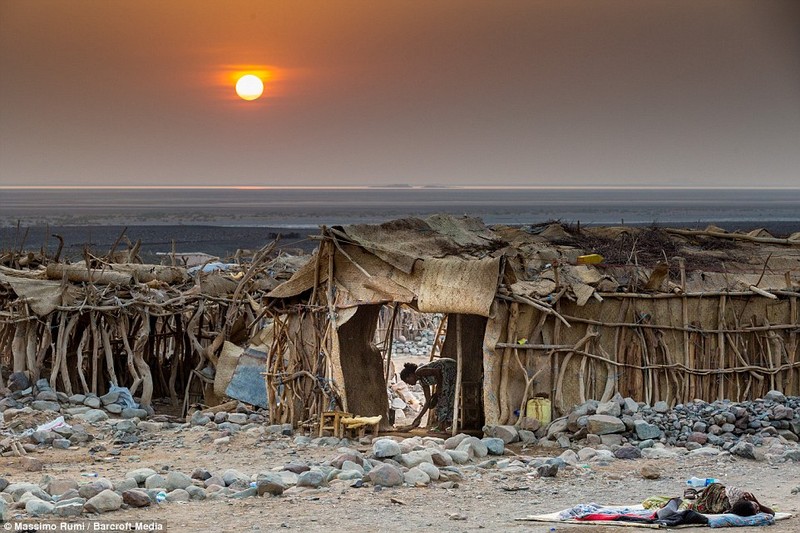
[3,422,799,533]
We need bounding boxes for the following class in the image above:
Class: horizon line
[2,185,800,191]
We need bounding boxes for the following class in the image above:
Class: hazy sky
[1,1,798,188]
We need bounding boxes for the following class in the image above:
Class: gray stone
[7,371,30,392]
[443,433,470,450]
[105,404,123,415]
[46,479,78,496]
[614,445,642,460]
[482,437,505,455]
[367,463,403,487]
[69,394,87,404]
[53,501,84,517]
[416,462,440,481]
[587,414,626,435]
[596,400,621,417]
[144,474,167,490]
[190,411,210,426]
[26,499,55,516]
[600,433,624,446]
[100,391,120,405]
[340,460,364,475]
[483,425,519,444]
[228,413,248,424]
[398,450,433,468]
[185,485,206,500]
[165,489,190,502]
[31,430,56,445]
[445,450,470,464]
[403,467,430,485]
[546,418,570,438]
[53,438,71,449]
[634,419,661,440]
[78,479,113,500]
[122,408,148,419]
[31,400,61,412]
[222,469,248,486]
[623,397,640,414]
[255,472,287,496]
[731,441,756,460]
[537,463,558,477]
[165,471,193,491]
[456,436,488,458]
[126,468,157,485]
[36,390,59,402]
[122,489,151,507]
[5,482,46,499]
[429,449,453,467]
[373,438,401,458]
[204,475,225,488]
[518,430,537,444]
[297,470,325,488]
[83,396,101,409]
[765,390,787,403]
[77,409,108,423]
[653,401,669,413]
[84,489,122,513]
[113,478,138,492]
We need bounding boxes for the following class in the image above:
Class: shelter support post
[452,314,463,436]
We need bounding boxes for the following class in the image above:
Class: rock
[228,413,248,425]
[126,468,157,485]
[31,430,56,445]
[417,462,440,481]
[764,390,786,403]
[105,404,123,414]
[587,414,625,435]
[546,418,570,438]
[373,438,401,458]
[31,400,61,412]
[653,401,669,413]
[367,463,403,487]
[443,433,470,450]
[340,460,364,475]
[404,467,430,485]
[731,441,756,460]
[113,478,138,492]
[297,470,325,488]
[456,436,488,458]
[165,489,190,502]
[8,371,31,391]
[634,419,661,440]
[614,445,642,460]
[191,468,212,481]
[282,462,311,474]
[483,425,519,444]
[23,457,44,472]
[256,474,287,496]
[84,489,123,513]
[640,466,661,479]
[83,396,101,409]
[137,421,163,432]
[482,437,505,455]
[221,469,248,486]
[429,450,453,467]
[445,450,470,464]
[204,475,225,488]
[53,501,84,517]
[122,489,151,507]
[641,447,678,459]
[77,409,108,423]
[36,390,59,402]
[596,400,621,417]
[559,450,579,465]
[623,397,640,414]
[144,474,167,490]
[122,407,148,419]
[518,430,537,444]
[46,479,79,496]
[26,498,55,517]
[165,471,193,491]
[53,438,71,449]
[5,482,45,499]
[398,450,433,468]
[78,479,113,500]
[577,447,597,461]
[185,485,206,500]
[537,464,558,477]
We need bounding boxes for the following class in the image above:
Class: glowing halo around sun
[235,74,264,101]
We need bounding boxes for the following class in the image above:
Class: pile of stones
[1,373,151,421]
[391,330,437,357]
[541,390,800,462]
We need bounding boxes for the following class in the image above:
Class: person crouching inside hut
[399,358,457,432]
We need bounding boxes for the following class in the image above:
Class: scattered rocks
[84,489,123,513]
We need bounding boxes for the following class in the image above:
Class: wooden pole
[452,314,463,436]
[718,294,726,401]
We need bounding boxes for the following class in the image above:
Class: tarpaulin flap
[340,215,503,274]
[225,347,268,408]
[417,256,501,317]
[0,272,79,317]
[332,244,419,307]
[268,248,329,298]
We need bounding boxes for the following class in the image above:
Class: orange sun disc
[235,75,264,101]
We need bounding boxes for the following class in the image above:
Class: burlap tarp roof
[0,271,79,317]
[268,217,800,313]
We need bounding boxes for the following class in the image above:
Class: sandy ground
[3,422,799,533]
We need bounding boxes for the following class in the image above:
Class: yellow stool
[319,410,351,437]
[340,415,382,439]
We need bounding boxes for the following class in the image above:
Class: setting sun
[235,75,264,101]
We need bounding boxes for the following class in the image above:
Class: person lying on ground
[397,358,457,431]
[644,482,775,516]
